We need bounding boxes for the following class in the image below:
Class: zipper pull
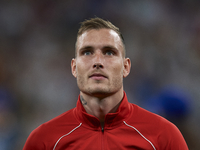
[101,127,104,132]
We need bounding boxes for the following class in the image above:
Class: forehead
[76,29,124,54]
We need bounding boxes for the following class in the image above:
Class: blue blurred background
[0,0,200,149]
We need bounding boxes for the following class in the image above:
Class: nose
[93,50,104,69]
[93,63,103,69]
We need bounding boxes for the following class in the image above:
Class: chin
[86,87,117,97]
[90,89,108,94]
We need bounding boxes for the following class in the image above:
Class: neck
[80,88,124,127]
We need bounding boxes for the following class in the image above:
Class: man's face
[71,29,130,97]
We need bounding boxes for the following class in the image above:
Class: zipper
[101,126,105,150]
[101,127,104,133]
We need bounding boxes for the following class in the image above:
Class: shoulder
[23,108,80,150]
[126,103,188,149]
[127,103,169,125]
[127,103,182,133]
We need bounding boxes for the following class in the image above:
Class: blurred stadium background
[0,0,200,149]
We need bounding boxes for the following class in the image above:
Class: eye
[84,51,92,55]
[81,50,93,56]
[105,50,115,56]
[79,46,93,56]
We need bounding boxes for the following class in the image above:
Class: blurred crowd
[0,0,200,149]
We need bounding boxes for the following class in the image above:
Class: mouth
[89,73,108,80]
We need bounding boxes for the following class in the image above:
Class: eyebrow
[79,45,117,51]
[103,45,117,50]
[79,46,93,51]
[77,44,125,58]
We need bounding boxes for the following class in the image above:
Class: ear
[71,58,77,78]
[123,58,131,78]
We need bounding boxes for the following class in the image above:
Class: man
[23,17,188,150]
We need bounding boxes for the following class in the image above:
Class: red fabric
[23,92,188,150]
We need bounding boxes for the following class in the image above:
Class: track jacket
[23,92,188,150]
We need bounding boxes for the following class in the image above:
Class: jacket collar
[74,92,131,130]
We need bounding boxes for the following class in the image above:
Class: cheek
[76,60,87,74]
[76,67,85,77]
[76,61,92,79]
[108,65,124,83]
[112,62,124,74]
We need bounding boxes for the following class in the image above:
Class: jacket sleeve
[23,126,46,150]
[158,121,189,150]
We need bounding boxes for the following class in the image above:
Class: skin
[71,29,131,127]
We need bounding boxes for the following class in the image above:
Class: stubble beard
[77,74,123,97]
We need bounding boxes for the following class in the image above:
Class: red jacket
[23,92,188,150]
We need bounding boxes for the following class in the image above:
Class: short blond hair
[75,17,125,57]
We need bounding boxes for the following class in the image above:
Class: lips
[89,73,107,80]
